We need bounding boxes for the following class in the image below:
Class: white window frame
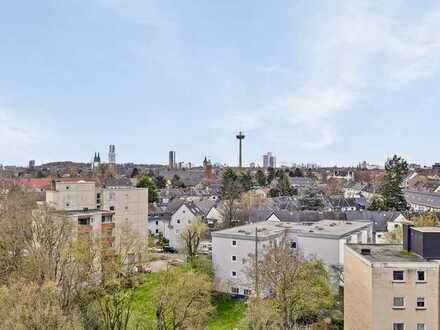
[416,270,427,283]
[393,297,406,309]
[231,271,237,278]
[392,270,405,282]
[231,287,239,294]
[416,297,426,310]
[416,323,425,330]
[392,323,405,330]
[232,240,237,247]
[231,255,237,262]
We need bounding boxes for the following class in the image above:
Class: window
[393,324,404,330]
[156,221,159,225]
[66,203,70,207]
[417,324,425,330]
[231,271,237,278]
[110,206,115,211]
[290,241,297,249]
[393,297,405,309]
[155,229,159,234]
[243,289,252,296]
[66,186,70,190]
[417,270,426,282]
[232,255,237,262]
[177,220,181,224]
[231,287,239,294]
[416,297,426,309]
[232,240,237,246]
[124,206,128,210]
[393,270,405,282]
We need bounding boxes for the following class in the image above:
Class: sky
[1,0,440,167]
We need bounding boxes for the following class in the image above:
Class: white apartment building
[212,220,372,296]
[46,180,148,242]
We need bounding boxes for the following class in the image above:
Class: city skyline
[2,1,440,166]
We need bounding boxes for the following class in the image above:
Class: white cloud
[255,1,440,150]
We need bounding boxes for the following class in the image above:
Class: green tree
[299,189,323,211]
[267,167,275,184]
[293,168,304,177]
[155,176,167,189]
[239,171,253,191]
[255,169,267,187]
[137,175,159,203]
[220,168,243,227]
[171,174,185,188]
[369,155,409,211]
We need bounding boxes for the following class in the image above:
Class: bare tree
[246,233,334,329]
[179,217,208,261]
[153,268,212,330]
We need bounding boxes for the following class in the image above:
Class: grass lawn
[208,295,246,330]
[130,272,246,329]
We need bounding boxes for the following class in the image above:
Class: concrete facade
[46,181,148,242]
[212,220,372,295]
[345,244,440,330]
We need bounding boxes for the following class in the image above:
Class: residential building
[46,180,148,241]
[344,230,440,330]
[167,200,204,249]
[405,190,440,212]
[212,220,372,295]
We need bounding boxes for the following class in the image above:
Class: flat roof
[212,220,371,240]
[347,244,429,263]
[412,227,440,233]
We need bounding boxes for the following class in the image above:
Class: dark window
[417,270,425,282]
[231,287,239,294]
[155,229,159,234]
[110,206,115,211]
[393,270,404,281]
[156,221,159,225]
[417,297,426,309]
[393,324,404,330]
[232,240,237,246]
[243,289,251,295]
[232,256,237,261]
[290,241,297,249]
[231,271,237,277]
[177,220,181,224]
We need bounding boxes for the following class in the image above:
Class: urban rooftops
[212,219,371,240]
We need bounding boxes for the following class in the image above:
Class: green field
[131,272,246,329]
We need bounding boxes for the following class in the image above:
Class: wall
[344,246,373,330]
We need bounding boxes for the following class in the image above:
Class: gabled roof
[193,199,216,216]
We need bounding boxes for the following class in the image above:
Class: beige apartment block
[46,180,148,242]
[46,180,97,211]
[345,244,440,330]
[101,187,149,239]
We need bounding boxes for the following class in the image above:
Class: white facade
[168,204,202,250]
[212,220,372,295]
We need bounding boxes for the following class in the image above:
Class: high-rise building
[263,152,276,169]
[169,151,176,169]
[108,145,116,164]
[28,160,35,170]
